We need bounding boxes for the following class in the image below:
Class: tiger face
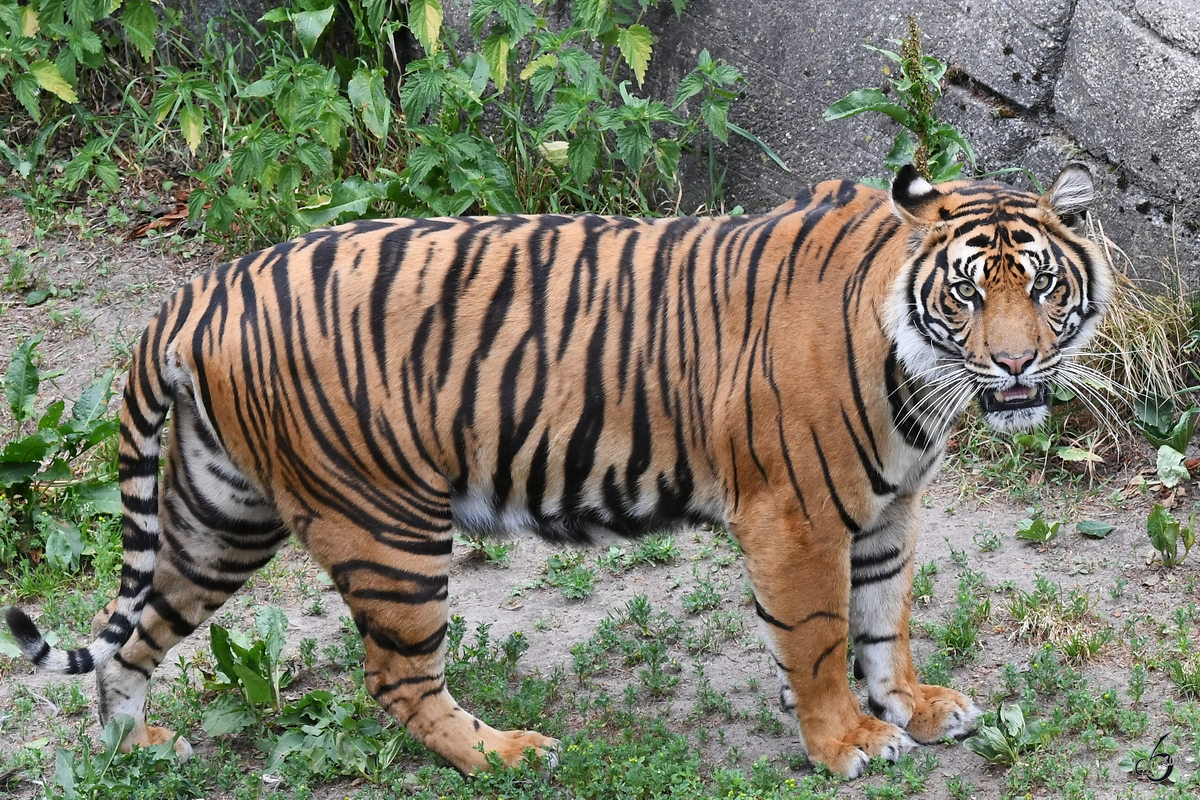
[887,164,1112,433]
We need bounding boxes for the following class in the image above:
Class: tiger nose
[994,351,1036,375]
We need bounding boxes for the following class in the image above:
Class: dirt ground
[0,193,1196,799]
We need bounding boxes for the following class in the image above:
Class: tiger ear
[890,164,941,227]
[1044,163,1094,227]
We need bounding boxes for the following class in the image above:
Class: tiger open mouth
[978,384,1048,413]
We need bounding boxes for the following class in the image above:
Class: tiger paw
[808,715,916,779]
[483,730,558,770]
[123,724,193,761]
[904,685,981,742]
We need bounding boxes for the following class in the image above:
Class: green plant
[543,551,596,599]
[963,703,1046,765]
[681,570,722,613]
[1015,516,1061,546]
[1,335,119,575]
[264,689,404,782]
[912,560,937,605]
[924,571,989,666]
[456,532,512,566]
[822,15,974,185]
[1135,395,1199,454]
[48,715,203,800]
[1147,503,1197,568]
[200,606,293,735]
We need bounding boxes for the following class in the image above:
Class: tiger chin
[4,163,1111,779]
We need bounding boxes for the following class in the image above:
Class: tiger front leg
[850,494,980,742]
[736,499,915,779]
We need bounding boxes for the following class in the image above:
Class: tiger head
[886,164,1113,433]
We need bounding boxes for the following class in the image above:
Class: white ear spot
[891,164,942,223]
[907,175,934,198]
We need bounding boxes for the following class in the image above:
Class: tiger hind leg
[94,394,288,759]
[304,510,556,773]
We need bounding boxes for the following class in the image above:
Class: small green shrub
[1147,503,1197,568]
[963,704,1046,766]
[200,606,293,736]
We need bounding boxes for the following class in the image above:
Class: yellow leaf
[520,53,557,81]
[21,6,39,37]
[179,105,203,153]
[28,60,78,103]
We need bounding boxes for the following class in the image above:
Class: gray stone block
[1135,0,1200,57]
[1055,0,1200,207]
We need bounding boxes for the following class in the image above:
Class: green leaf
[54,749,76,799]
[616,24,652,86]
[201,694,256,736]
[348,67,391,139]
[1077,520,1115,539]
[728,122,790,172]
[99,715,135,759]
[297,177,387,227]
[239,78,275,98]
[209,624,239,681]
[1157,445,1191,489]
[6,334,43,424]
[1167,407,1200,454]
[1054,446,1102,463]
[293,6,335,57]
[1014,431,1051,452]
[0,627,22,658]
[121,0,158,61]
[29,60,78,103]
[255,606,289,667]
[259,7,290,23]
[44,519,84,572]
[673,70,704,109]
[567,135,598,183]
[571,0,605,36]
[408,0,442,56]
[653,137,681,184]
[77,480,122,515]
[520,53,558,81]
[1134,394,1174,437]
[700,95,728,143]
[13,73,41,121]
[1147,504,1181,564]
[94,160,119,193]
[482,33,510,93]
[614,120,651,166]
[231,660,275,706]
[69,369,114,430]
[37,400,65,431]
[822,88,914,129]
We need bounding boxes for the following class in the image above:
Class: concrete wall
[648,0,1200,281]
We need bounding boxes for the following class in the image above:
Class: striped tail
[5,320,174,674]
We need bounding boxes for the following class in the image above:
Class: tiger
[4,163,1111,778]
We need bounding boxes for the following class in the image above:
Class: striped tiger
[4,164,1111,777]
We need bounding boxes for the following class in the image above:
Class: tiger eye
[955,282,977,299]
[1032,274,1052,291]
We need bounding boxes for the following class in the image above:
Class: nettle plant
[823,15,974,187]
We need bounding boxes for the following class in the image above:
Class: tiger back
[5,164,1110,777]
